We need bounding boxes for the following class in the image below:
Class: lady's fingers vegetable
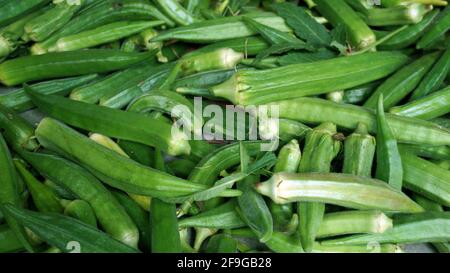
[312,242,403,253]
[0,0,49,27]
[343,123,376,177]
[0,134,34,252]
[273,139,302,173]
[0,74,98,112]
[399,147,450,206]
[390,86,450,120]
[264,97,450,146]
[1,204,140,253]
[24,0,85,42]
[322,212,450,245]
[0,49,155,86]
[51,21,164,52]
[363,52,439,110]
[152,12,291,43]
[154,0,198,26]
[317,210,393,238]
[26,88,190,156]
[255,172,423,213]
[417,5,450,49]
[378,9,439,50]
[363,4,432,26]
[400,143,450,160]
[314,0,376,49]
[19,150,139,248]
[375,95,403,190]
[380,0,447,7]
[409,47,450,100]
[13,159,63,214]
[63,200,97,227]
[179,48,244,76]
[297,122,342,252]
[412,193,444,212]
[206,234,238,253]
[0,104,38,151]
[192,37,270,57]
[0,225,24,253]
[211,52,409,106]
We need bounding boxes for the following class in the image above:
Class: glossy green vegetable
[0,0,49,27]
[211,52,408,105]
[0,49,154,86]
[154,0,197,26]
[375,95,403,190]
[0,104,38,151]
[363,4,432,26]
[1,204,140,253]
[179,48,243,76]
[417,5,450,49]
[343,123,376,177]
[64,200,97,227]
[193,37,270,56]
[256,172,423,213]
[274,139,302,173]
[205,234,237,253]
[322,212,450,245]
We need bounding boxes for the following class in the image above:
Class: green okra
[412,193,444,212]
[362,4,432,26]
[297,122,342,252]
[0,0,49,28]
[274,139,302,173]
[400,143,450,160]
[154,0,198,26]
[312,242,403,253]
[64,200,97,228]
[174,69,235,90]
[343,123,376,177]
[255,172,424,213]
[322,212,450,245]
[0,225,24,253]
[317,210,393,239]
[179,48,244,76]
[417,5,450,49]
[0,104,38,151]
[381,0,447,7]
[390,86,450,120]
[193,37,270,56]
[206,234,238,253]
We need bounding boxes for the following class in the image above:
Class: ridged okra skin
[343,123,376,177]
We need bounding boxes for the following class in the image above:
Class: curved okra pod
[417,5,450,49]
[1,204,140,253]
[264,97,450,147]
[297,122,342,252]
[13,159,63,214]
[363,52,439,110]
[0,104,38,151]
[24,0,85,42]
[152,12,290,43]
[211,52,409,106]
[154,0,198,26]
[0,134,34,252]
[0,49,155,86]
[0,0,49,27]
[322,212,450,245]
[375,95,403,190]
[390,86,450,120]
[343,123,376,177]
[26,87,191,156]
[19,150,139,248]
[51,21,164,52]
[409,47,450,100]
[314,0,376,49]
[317,210,393,239]
[63,200,97,227]
[255,172,424,213]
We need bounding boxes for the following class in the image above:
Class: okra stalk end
[210,74,240,105]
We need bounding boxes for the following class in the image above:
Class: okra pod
[0,225,24,253]
[322,212,450,245]
[0,104,38,151]
[343,123,376,177]
[400,143,450,160]
[179,48,244,76]
[193,37,270,56]
[312,242,403,253]
[0,49,155,86]
[174,69,235,90]
[264,97,450,146]
[51,21,164,52]
[206,234,237,253]
[363,4,432,26]
[412,193,444,212]
[255,172,423,213]
[381,0,447,7]
[390,86,450,120]
[211,52,409,106]
[63,200,97,227]
[273,139,302,173]
[317,210,393,238]
[364,52,439,110]
[0,0,49,27]
[154,0,198,26]
[417,5,450,49]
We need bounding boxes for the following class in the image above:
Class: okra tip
[210,74,240,104]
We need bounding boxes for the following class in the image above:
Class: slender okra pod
[312,242,403,253]
[314,0,376,49]
[259,119,311,142]
[264,97,450,146]
[381,0,447,7]
[0,225,25,253]
[255,172,423,213]
[297,122,342,252]
[14,159,63,214]
[375,95,403,190]
[343,123,376,177]
[0,49,155,86]
[363,4,432,26]
[0,134,34,252]
[26,88,191,156]
[179,48,244,76]
[206,234,238,253]
[1,204,140,253]
[154,0,198,26]
[211,52,409,106]
[0,104,38,151]
[322,212,450,245]
[274,139,302,173]
[417,5,450,49]
[400,143,450,160]
[19,150,139,248]
[409,47,450,100]
[51,21,164,52]
[24,0,85,42]
[317,210,393,239]
[363,52,439,110]
[412,193,444,212]
[390,86,450,120]
[63,200,98,227]
[193,37,270,57]
[0,0,49,27]
[0,74,98,112]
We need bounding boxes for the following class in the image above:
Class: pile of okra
[0,0,449,254]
